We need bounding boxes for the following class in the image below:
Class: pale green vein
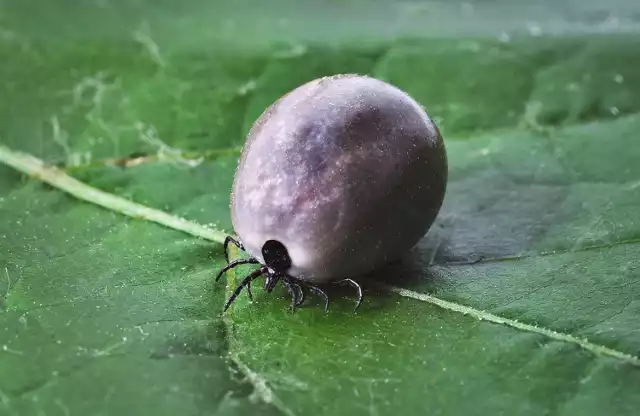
[2,143,640,371]
[62,146,243,173]
[0,144,227,244]
[381,284,640,366]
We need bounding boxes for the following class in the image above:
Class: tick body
[217,74,447,312]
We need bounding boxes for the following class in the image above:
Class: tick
[216,74,447,312]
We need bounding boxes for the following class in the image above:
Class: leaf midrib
[383,284,640,366]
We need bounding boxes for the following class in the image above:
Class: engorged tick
[216,74,448,312]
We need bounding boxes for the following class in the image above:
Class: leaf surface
[1,1,640,415]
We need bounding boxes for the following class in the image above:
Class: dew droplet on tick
[216,74,447,312]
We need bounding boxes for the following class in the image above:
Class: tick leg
[264,274,281,293]
[284,277,306,307]
[223,236,245,264]
[215,258,259,282]
[302,283,329,313]
[282,279,300,311]
[291,282,305,307]
[283,278,306,310]
[223,267,267,312]
[336,278,363,311]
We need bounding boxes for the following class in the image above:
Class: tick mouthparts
[264,274,280,293]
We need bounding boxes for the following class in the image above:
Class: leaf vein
[578,299,635,333]
[0,145,227,244]
[382,284,640,366]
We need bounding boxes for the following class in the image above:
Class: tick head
[261,239,292,273]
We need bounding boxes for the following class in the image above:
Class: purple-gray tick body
[216,74,447,312]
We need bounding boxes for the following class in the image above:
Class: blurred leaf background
[1,1,639,415]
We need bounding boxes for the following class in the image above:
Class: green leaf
[2,1,640,415]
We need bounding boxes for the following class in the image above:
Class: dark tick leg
[215,258,259,282]
[282,278,306,310]
[279,276,306,309]
[264,274,280,293]
[291,282,305,307]
[223,267,267,312]
[336,278,363,311]
[282,278,300,311]
[223,236,245,264]
[301,282,329,312]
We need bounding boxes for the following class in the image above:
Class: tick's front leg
[223,236,245,264]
